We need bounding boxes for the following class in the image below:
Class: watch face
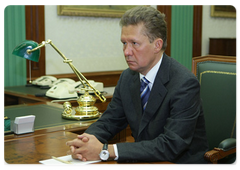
[100,150,109,160]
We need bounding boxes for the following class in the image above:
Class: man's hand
[66,133,103,161]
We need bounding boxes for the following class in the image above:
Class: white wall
[201,6,236,55]
[45,5,128,74]
[45,5,237,75]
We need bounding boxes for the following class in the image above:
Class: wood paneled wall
[209,38,236,56]
[25,5,46,78]
[193,6,202,57]
[157,6,172,57]
[49,71,122,87]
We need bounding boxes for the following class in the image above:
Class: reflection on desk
[5,85,114,105]
[5,85,114,114]
[4,102,97,140]
[5,131,172,164]
[5,131,77,164]
[4,102,127,144]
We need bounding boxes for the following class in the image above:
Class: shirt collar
[139,54,163,85]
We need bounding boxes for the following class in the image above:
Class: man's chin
[128,66,140,72]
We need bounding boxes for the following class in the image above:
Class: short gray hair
[120,6,167,51]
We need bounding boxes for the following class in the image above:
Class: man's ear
[154,38,163,53]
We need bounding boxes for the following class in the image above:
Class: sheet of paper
[39,155,101,165]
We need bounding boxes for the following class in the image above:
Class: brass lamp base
[62,92,101,120]
[62,110,101,120]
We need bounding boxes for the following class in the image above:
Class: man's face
[121,23,162,75]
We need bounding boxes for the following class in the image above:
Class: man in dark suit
[66,6,208,163]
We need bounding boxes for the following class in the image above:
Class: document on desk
[39,155,101,165]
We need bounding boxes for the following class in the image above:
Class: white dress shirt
[139,54,163,89]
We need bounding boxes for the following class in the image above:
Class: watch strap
[103,143,108,150]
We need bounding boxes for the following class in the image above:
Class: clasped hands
[66,133,103,161]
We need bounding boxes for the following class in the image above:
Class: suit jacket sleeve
[84,71,129,143]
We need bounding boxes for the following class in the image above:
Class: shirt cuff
[113,144,119,160]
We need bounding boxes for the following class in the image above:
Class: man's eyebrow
[120,38,139,42]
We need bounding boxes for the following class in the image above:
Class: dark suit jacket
[85,53,209,163]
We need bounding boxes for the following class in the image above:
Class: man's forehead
[121,23,146,37]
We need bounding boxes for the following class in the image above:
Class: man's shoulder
[160,55,198,86]
[165,56,195,77]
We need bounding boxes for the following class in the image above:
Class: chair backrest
[192,55,236,150]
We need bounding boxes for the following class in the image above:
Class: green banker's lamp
[12,39,106,120]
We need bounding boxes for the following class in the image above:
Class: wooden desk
[4,102,95,139]
[5,131,172,164]
[96,161,173,164]
[5,85,50,105]
[4,102,126,143]
[5,131,76,164]
[4,85,114,113]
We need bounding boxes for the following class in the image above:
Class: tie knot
[141,77,149,85]
[140,77,150,93]
[140,77,150,111]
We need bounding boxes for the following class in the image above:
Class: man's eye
[133,42,138,45]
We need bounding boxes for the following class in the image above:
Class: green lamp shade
[12,40,40,62]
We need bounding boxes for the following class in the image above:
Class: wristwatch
[99,143,110,161]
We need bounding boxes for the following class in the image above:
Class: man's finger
[82,157,87,162]
[76,153,82,160]
[77,133,90,142]
[70,146,75,153]
[82,136,89,142]
[66,138,82,147]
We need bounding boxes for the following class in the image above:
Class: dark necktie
[140,77,150,111]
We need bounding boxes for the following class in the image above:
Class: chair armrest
[204,138,236,163]
[218,138,236,151]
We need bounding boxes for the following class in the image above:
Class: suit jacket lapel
[129,72,142,117]
[138,54,170,136]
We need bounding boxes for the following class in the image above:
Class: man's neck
[139,53,164,89]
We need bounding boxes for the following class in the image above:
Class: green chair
[192,55,236,163]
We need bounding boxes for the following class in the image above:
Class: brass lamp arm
[27,39,106,103]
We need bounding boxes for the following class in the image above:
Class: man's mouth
[126,60,135,64]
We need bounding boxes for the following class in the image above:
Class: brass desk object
[62,91,101,120]
[12,39,106,120]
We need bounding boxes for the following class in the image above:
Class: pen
[52,156,72,164]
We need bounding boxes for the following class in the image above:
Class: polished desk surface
[4,102,97,140]
[4,85,115,96]
[4,85,114,102]
[4,85,114,113]
[5,131,171,164]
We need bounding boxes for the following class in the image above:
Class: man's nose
[124,44,133,56]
